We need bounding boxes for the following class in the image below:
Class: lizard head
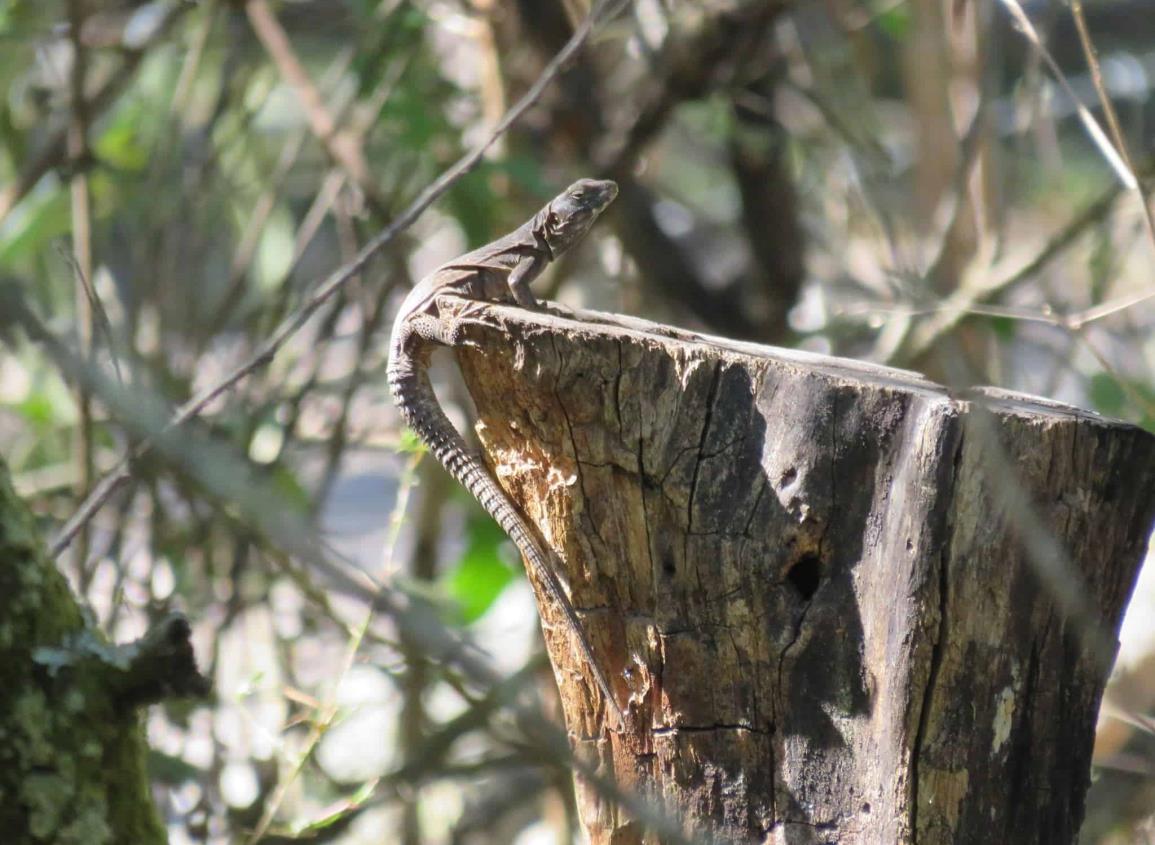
[541,178,619,256]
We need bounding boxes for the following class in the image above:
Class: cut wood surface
[454,304,1155,845]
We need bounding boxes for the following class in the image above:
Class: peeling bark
[455,305,1155,845]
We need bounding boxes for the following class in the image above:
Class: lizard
[387,177,623,726]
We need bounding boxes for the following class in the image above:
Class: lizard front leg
[507,252,549,309]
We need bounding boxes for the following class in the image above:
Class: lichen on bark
[0,457,167,845]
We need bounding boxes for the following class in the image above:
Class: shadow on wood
[454,305,1155,845]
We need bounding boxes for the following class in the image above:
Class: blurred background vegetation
[1,0,1154,842]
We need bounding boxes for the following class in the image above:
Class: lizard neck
[528,209,554,262]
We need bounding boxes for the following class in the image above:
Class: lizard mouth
[597,180,620,205]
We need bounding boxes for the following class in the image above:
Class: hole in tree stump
[786,553,821,600]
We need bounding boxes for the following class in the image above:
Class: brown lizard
[387,178,622,725]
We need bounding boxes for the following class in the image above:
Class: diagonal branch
[49,0,630,558]
[244,0,384,211]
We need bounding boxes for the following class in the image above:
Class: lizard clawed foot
[539,301,575,319]
[445,301,509,348]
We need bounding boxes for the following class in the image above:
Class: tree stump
[454,305,1155,845]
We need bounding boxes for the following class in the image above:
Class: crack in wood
[453,305,1155,845]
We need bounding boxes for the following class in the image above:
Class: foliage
[1,0,1154,842]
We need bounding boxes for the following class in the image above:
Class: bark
[454,305,1155,845]
[0,457,208,844]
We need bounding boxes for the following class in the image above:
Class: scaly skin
[387,179,622,726]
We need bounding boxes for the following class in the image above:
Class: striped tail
[389,355,622,725]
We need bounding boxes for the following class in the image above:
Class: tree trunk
[0,457,208,844]
[454,305,1155,845]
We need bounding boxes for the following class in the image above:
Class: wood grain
[455,305,1155,845]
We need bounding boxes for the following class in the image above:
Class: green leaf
[397,429,426,455]
[380,75,453,152]
[11,366,74,431]
[443,519,516,624]
[1089,373,1126,417]
[15,391,55,429]
[94,112,150,172]
[446,169,498,247]
[494,156,552,202]
[147,750,204,786]
[1087,222,1117,305]
[988,315,1017,341]
[0,183,69,265]
[876,4,911,39]
[269,463,310,513]
[0,99,24,164]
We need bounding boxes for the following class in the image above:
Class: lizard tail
[389,361,623,726]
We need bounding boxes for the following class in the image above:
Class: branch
[0,4,187,224]
[49,0,630,559]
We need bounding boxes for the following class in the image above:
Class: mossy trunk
[0,456,190,844]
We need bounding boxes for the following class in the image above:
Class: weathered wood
[455,305,1155,845]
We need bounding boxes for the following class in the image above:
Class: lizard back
[386,178,622,725]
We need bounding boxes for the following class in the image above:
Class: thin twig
[989,181,1124,294]
[56,244,122,382]
[1069,0,1155,251]
[244,451,422,845]
[49,0,629,559]
[1075,330,1155,422]
[879,91,992,363]
[0,4,187,224]
[997,0,1136,191]
[169,0,217,117]
[67,0,97,582]
[245,0,383,209]
[843,177,1127,355]
[206,47,358,332]
[303,53,423,505]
